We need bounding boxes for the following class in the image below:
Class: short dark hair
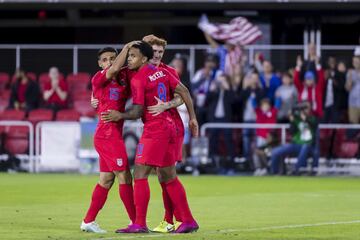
[131,41,154,61]
[97,47,118,59]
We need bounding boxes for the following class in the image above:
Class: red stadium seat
[0,90,10,112]
[27,109,54,126]
[0,109,26,121]
[3,126,30,155]
[66,72,90,83]
[73,100,96,117]
[336,142,359,158]
[67,73,91,95]
[0,72,10,90]
[56,109,81,121]
[72,90,92,101]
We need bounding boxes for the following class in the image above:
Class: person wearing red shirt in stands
[253,98,279,176]
[43,67,68,112]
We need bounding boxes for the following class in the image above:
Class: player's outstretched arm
[100,105,143,122]
[147,93,184,116]
[174,83,199,137]
[106,41,140,80]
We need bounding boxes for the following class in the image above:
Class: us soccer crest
[117,158,123,167]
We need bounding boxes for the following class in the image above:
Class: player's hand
[124,40,142,50]
[101,110,122,122]
[142,34,156,42]
[296,55,303,68]
[147,96,168,116]
[189,118,199,138]
[91,94,99,109]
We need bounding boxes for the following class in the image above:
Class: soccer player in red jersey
[101,41,199,233]
[142,35,186,232]
[80,42,138,233]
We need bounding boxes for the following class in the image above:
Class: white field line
[91,219,360,240]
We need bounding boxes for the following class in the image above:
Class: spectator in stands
[171,54,192,162]
[206,73,235,172]
[8,68,40,112]
[252,98,279,176]
[294,59,326,118]
[270,101,319,175]
[191,54,222,126]
[323,57,348,123]
[43,67,68,112]
[298,43,320,79]
[170,53,191,92]
[259,60,281,103]
[238,72,266,169]
[203,32,236,74]
[275,72,298,123]
[346,56,360,124]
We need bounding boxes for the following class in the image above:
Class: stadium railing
[200,123,360,175]
[0,120,34,172]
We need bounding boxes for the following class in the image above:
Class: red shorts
[173,136,184,162]
[94,137,129,172]
[135,120,176,167]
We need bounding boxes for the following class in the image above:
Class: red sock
[160,182,174,224]
[84,184,109,223]
[134,178,150,227]
[119,184,136,223]
[165,177,195,223]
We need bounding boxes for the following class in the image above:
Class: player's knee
[158,168,176,183]
[99,176,115,189]
[116,170,133,185]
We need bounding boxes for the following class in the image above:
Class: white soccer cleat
[80,221,107,233]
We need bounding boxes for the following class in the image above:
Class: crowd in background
[170,36,360,175]
[0,40,359,175]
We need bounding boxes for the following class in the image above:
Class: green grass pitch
[1,174,360,240]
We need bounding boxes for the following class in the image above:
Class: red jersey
[255,108,277,138]
[158,62,185,137]
[44,79,68,107]
[92,68,132,139]
[131,64,180,124]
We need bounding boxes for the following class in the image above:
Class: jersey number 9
[157,83,167,102]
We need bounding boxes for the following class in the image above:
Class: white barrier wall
[37,122,81,171]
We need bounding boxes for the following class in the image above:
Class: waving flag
[198,14,262,46]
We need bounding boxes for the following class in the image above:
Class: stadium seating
[0,72,10,90]
[0,109,26,121]
[0,90,10,112]
[72,90,91,102]
[67,73,91,99]
[73,100,96,117]
[3,126,29,155]
[56,109,81,121]
[27,109,54,126]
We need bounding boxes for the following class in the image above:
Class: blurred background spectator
[252,98,279,176]
[206,73,235,173]
[346,56,360,124]
[275,72,298,123]
[170,53,191,92]
[43,67,68,113]
[259,60,281,104]
[8,68,40,112]
[191,54,222,126]
[270,101,319,175]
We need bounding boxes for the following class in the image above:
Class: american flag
[198,14,262,46]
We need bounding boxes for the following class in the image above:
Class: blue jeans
[270,143,318,174]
